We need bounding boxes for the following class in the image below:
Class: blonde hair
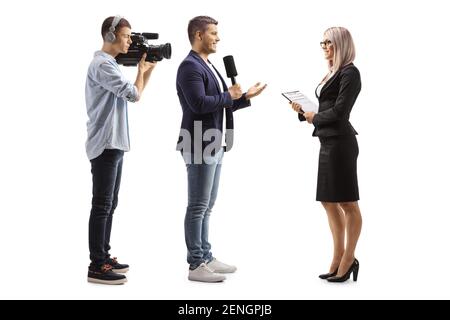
[324,27,356,73]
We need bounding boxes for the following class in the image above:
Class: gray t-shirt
[85,51,139,160]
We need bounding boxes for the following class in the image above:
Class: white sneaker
[207,258,237,274]
[188,263,226,282]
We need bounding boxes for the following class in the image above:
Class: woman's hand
[303,112,316,124]
[290,102,304,113]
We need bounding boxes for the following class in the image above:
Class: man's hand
[138,53,157,74]
[290,102,304,114]
[245,82,267,100]
[228,84,243,100]
[303,111,316,124]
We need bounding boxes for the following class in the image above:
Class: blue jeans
[182,148,224,269]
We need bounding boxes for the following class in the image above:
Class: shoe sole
[88,277,127,285]
[211,269,237,274]
[188,276,226,283]
[112,267,129,274]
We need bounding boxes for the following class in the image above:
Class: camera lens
[148,43,172,61]
[161,43,171,59]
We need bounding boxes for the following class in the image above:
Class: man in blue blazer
[176,16,266,282]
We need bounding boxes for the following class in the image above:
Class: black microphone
[223,55,238,85]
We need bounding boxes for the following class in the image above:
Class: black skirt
[316,135,359,202]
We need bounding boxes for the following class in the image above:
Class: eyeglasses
[320,40,332,49]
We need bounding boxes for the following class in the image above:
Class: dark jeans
[89,149,124,267]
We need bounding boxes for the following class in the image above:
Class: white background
[1,0,449,299]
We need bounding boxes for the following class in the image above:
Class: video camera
[116,32,171,66]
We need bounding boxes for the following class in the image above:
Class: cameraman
[85,16,156,285]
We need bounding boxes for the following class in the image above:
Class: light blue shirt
[85,51,139,160]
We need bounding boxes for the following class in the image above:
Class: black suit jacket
[176,50,251,155]
[299,63,361,137]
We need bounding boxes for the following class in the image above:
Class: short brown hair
[101,16,132,40]
[187,16,218,44]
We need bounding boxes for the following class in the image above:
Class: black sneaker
[106,257,129,273]
[87,264,127,285]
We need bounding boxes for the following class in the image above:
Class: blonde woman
[291,27,362,283]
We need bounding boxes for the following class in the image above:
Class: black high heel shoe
[327,259,359,283]
[319,268,338,280]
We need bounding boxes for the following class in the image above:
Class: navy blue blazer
[176,50,251,155]
[299,63,361,137]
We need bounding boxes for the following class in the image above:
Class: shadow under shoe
[327,259,359,283]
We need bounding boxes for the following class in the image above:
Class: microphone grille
[223,55,238,78]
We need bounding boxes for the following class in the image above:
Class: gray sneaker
[188,263,226,282]
[207,258,237,274]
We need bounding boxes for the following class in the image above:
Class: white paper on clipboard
[282,90,318,113]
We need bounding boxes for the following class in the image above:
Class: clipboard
[282,90,318,113]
